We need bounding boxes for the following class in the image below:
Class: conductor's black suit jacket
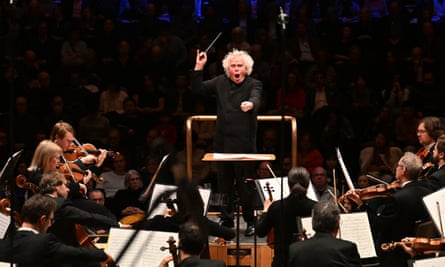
[287,232,361,267]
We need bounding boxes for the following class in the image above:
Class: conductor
[190,48,263,236]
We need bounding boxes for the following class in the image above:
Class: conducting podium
[202,153,275,267]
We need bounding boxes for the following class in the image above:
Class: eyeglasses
[416,129,427,134]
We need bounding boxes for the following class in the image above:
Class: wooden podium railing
[185,115,297,179]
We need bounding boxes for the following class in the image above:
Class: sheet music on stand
[412,256,445,267]
[301,212,377,259]
[0,213,10,239]
[422,187,445,237]
[107,228,176,267]
[254,177,319,203]
[147,184,211,219]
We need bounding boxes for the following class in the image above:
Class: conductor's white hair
[222,49,254,77]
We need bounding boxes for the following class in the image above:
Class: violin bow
[335,147,355,191]
[139,154,170,202]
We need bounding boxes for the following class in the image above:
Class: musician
[416,116,445,174]
[0,194,112,267]
[109,169,147,220]
[347,152,432,267]
[190,48,263,236]
[287,201,362,267]
[158,222,226,267]
[424,134,445,191]
[27,139,111,219]
[27,139,91,195]
[50,121,108,171]
[137,181,235,259]
[39,171,123,248]
[255,167,316,267]
[311,166,338,203]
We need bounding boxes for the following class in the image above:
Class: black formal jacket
[424,165,445,192]
[374,180,432,267]
[287,232,362,267]
[178,256,226,267]
[256,195,315,267]
[47,195,119,246]
[2,229,107,267]
[190,71,263,153]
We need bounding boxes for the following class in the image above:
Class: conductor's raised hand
[194,50,207,71]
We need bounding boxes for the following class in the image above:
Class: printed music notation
[107,228,177,267]
[0,213,10,239]
[301,212,377,259]
[255,177,319,203]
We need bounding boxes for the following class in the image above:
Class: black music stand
[0,149,23,267]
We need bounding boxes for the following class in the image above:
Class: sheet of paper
[108,228,176,267]
[301,212,377,259]
[211,153,273,160]
[255,177,318,203]
[148,184,211,218]
[413,256,445,267]
[0,213,11,239]
[422,187,445,237]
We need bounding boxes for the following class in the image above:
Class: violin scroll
[160,236,179,267]
[381,237,445,255]
[16,174,38,193]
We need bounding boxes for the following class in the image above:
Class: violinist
[255,167,316,267]
[416,117,445,176]
[158,222,226,267]
[422,134,445,192]
[50,121,108,172]
[39,171,125,249]
[27,140,92,193]
[346,152,432,267]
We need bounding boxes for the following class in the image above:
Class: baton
[204,32,222,53]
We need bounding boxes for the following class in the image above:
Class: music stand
[202,153,275,267]
[0,149,23,186]
[0,149,23,267]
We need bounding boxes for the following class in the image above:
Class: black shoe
[244,225,255,237]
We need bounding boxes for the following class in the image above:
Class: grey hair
[222,49,254,77]
[287,167,310,198]
[398,152,422,180]
[124,169,141,187]
[312,201,340,234]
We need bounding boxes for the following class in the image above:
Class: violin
[16,174,38,193]
[338,181,401,205]
[160,236,179,267]
[381,237,445,254]
[356,181,401,201]
[56,162,103,183]
[63,142,116,162]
